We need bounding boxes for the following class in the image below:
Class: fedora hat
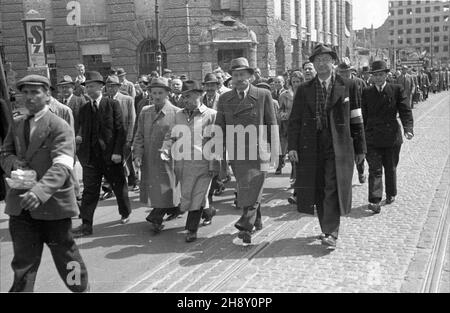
[116,67,127,76]
[309,44,338,62]
[148,77,171,91]
[83,71,105,85]
[16,74,51,91]
[56,75,75,86]
[337,62,351,71]
[370,60,390,74]
[182,80,204,94]
[230,57,254,75]
[202,73,219,84]
[105,75,122,85]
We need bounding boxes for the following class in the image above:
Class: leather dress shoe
[72,224,93,238]
[202,207,216,226]
[288,194,297,205]
[321,235,337,249]
[185,231,197,243]
[100,191,114,201]
[368,202,381,214]
[238,230,252,244]
[120,216,130,224]
[386,196,396,204]
[147,221,165,233]
[275,167,282,175]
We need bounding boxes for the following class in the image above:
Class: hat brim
[82,80,105,86]
[149,85,172,92]
[309,52,338,63]
[56,82,75,86]
[230,67,255,75]
[16,82,50,90]
[202,80,220,85]
[105,82,122,86]
[117,73,127,76]
[369,69,390,74]
[182,88,204,94]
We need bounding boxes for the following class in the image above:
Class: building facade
[357,0,449,69]
[0,0,354,85]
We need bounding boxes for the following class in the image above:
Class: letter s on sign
[66,1,81,26]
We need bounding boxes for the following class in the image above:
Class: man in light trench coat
[161,80,219,242]
[133,78,181,233]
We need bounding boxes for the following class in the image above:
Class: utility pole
[155,0,162,76]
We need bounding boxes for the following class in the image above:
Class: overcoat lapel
[25,111,51,161]
[328,76,345,110]
[233,85,258,115]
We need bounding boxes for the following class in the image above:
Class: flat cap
[16,75,51,91]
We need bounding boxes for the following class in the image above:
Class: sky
[353,0,390,30]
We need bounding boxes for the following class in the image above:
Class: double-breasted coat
[133,100,181,208]
[215,85,279,208]
[288,75,366,215]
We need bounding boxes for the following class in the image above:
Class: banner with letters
[23,19,47,67]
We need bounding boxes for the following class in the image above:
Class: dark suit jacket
[77,96,125,166]
[0,109,78,220]
[362,83,414,148]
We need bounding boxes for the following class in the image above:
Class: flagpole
[0,54,22,157]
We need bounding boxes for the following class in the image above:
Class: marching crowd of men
[4,41,450,292]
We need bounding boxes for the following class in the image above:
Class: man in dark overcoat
[215,57,279,244]
[362,60,414,214]
[288,44,366,249]
[73,71,131,237]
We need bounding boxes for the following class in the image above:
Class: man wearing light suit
[395,65,415,109]
[0,75,89,292]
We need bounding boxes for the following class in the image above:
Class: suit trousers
[366,145,401,204]
[80,158,131,225]
[315,128,340,239]
[8,211,89,292]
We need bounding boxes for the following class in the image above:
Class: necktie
[24,114,34,149]
[92,100,98,113]
[239,91,245,100]
[322,81,328,102]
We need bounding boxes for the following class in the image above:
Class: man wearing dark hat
[362,60,414,214]
[57,75,86,134]
[133,77,181,233]
[161,80,218,242]
[73,71,131,237]
[0,75,89,291]
[117,67,136,99]
[215,57,279,244]
[361,66,371,86]
[288,44,366,249]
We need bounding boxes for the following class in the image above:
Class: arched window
[138,39,167,75]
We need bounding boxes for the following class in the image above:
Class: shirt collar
[184,104,207,115]
[235,83,250,98]
[377,81,387,92]
[66,94,73,103]
[32,105,49,122]
[93,94,102,106]
[318,75,332,89]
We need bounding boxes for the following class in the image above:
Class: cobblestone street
[1,91,448,293]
